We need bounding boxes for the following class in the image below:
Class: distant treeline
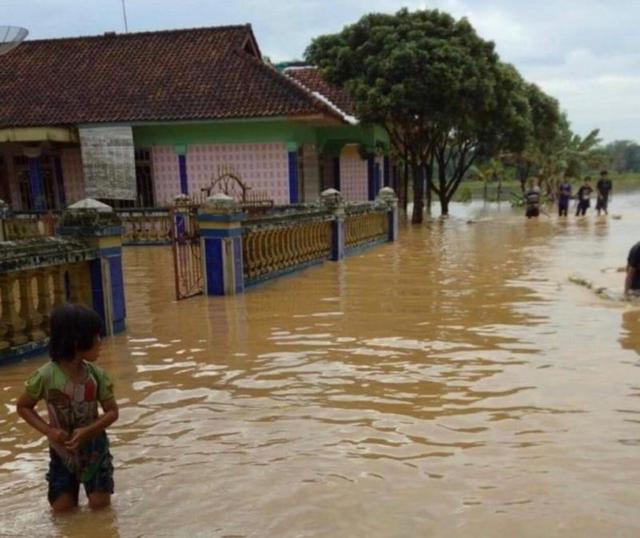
[600,141,640,174]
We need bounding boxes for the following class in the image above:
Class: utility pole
[121,0,129,33]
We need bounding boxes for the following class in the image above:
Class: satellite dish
[0,26,28,56]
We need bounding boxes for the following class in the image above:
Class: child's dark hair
[49,303,102,362]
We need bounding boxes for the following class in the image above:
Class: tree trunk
[437,158,449,216]
[411,161,423,224]
[497,174,502,202]
[425,161,434,214]
[439,191,450,215]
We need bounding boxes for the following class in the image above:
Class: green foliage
[306,8,533,219]
[454,186,472,203]
[601,140,640,173]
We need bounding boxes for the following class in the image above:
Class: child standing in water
[16,304,118,512]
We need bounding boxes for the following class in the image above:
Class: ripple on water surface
[3,198,640,536]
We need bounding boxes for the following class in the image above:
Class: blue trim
[0,341,49,367]
[200,227,243,238]
[98,246,123,257]
[333,156,341,191]
[367,156,375,201]
[198,213,246,222]
[204,238,224,295]
[178,154,189,194]
[288,151,299,204]
[28,157,45,211]
[54,156,66,207]
[383,156,390,187]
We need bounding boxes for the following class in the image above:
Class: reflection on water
[2,195,640,537]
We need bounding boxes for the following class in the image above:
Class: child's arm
[16,393,69,444]
[65,397,119,451]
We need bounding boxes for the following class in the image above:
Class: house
[0,25,391,211]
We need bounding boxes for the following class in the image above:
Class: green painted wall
[132,118,389,154]
[133,119,318,148]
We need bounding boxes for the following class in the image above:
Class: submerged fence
[198,187,398,295]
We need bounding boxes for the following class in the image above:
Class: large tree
[306,8,531,219]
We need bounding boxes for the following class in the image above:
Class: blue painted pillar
[383,156,390,187]
[333,156,341,191]
[198,197,245,295]
[287,147,299,204]
[27,157,45,211]
[367,156,375,201]
[54,156,66,207]
[58,206,126,335]
[178,154,189,195]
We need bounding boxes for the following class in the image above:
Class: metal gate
[170,200,203,300]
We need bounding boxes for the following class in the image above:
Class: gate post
[198,194,246,296]
[57,198,126,335]
[321,188,345,261]
[377,187,399,242]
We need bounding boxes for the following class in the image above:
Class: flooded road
[2,193,640,537]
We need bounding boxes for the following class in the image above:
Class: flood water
[2,192,640,537]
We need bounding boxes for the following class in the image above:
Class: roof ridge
[22,24,251,45]
[236,52,346,122]
[283,68,357,124]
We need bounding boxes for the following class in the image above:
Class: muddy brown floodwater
[2,193,640,537]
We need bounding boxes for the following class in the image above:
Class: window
[13,154,58,211]
[135,148,155,207]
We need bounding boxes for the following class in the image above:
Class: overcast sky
[4,0,639,143]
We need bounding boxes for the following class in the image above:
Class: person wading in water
[524,178,541,219]
[558,179,572,217]
[575,177,593,217]
[596,170,613,216]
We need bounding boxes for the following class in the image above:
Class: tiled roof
[0,26,343,127]
[285,66,355,117]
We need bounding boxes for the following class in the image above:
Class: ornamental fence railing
[0,206,126,364]
[243,208,333,285]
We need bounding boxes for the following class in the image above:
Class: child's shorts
[46,448,114,504]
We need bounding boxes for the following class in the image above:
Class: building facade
[0,26,392,211]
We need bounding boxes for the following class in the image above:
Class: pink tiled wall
[60,148,85,203]
[340,146,368,202]
[151,146,181,205]
[187,143,289,205]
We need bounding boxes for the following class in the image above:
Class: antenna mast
[121,0,129,33]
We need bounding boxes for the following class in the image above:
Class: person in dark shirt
[524,178,541,218]
[596,170,613,216]
[575,177,593,216]
[557,179,572,217]
[625,241,640,296]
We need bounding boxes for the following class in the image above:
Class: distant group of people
[525,170,613,219]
